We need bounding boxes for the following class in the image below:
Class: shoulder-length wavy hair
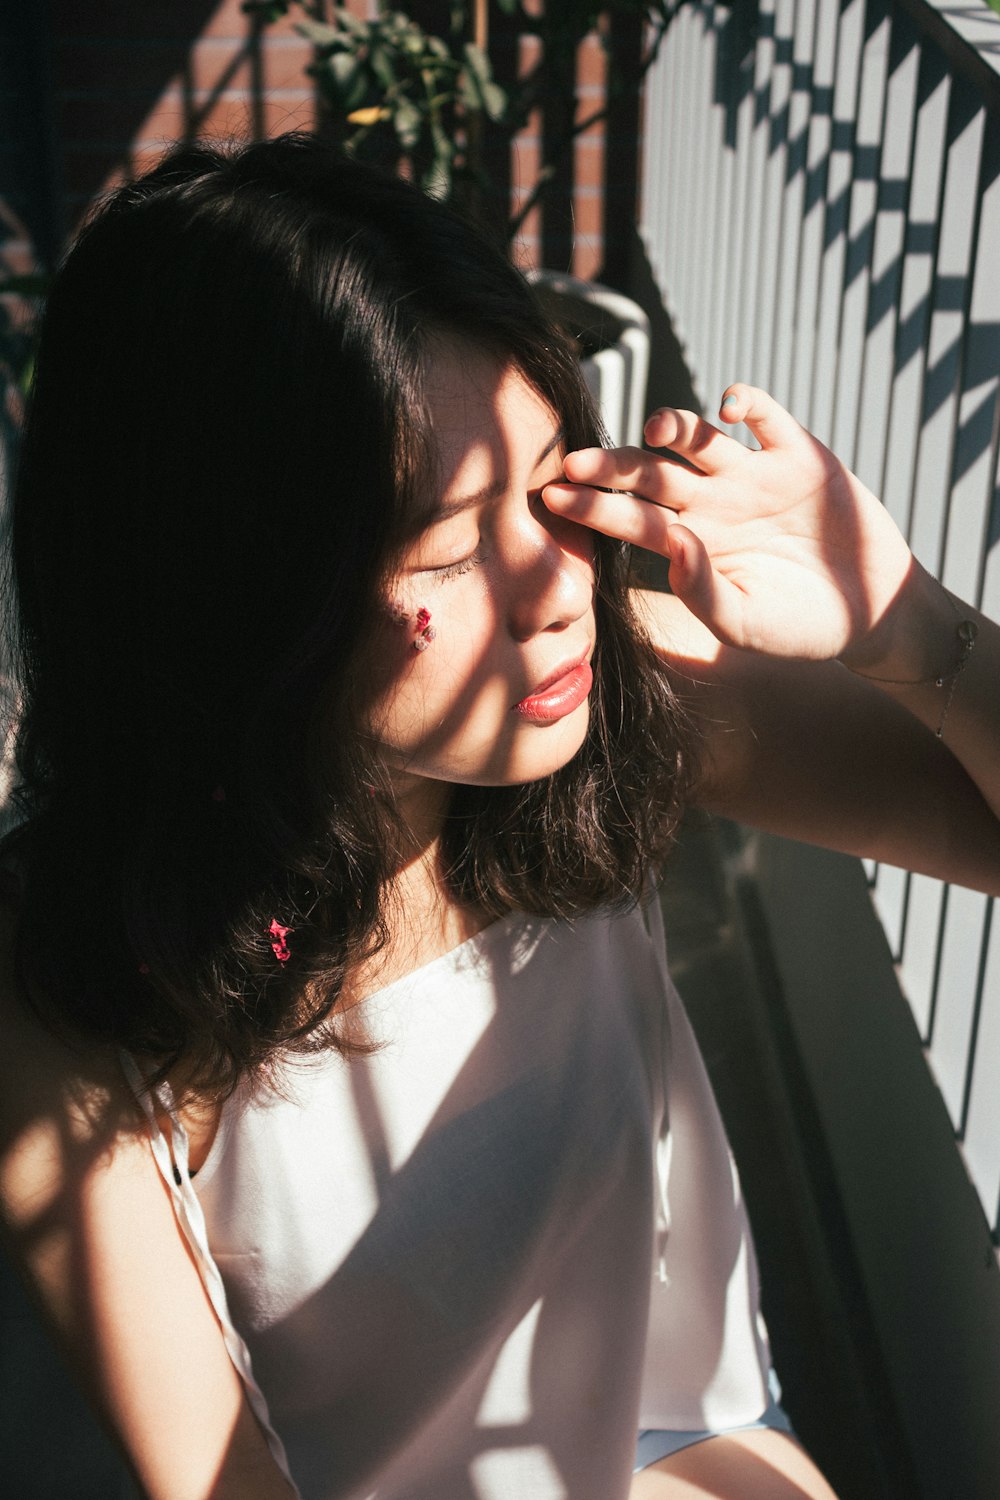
[3,134,695,1097]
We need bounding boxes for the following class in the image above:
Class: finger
[542,481,678,555]
[662,523,751,648]
[641,407,741,474]
[717,383,803,451]
[559,447,700,511]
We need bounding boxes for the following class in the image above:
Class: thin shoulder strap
[120,1053,301,1496]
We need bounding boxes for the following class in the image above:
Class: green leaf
[480,80,507,121]
[461,44,507,123]
[332,8,367,40]
[321,50,368,111]
[369,43,398,91]
[296,18,347,48]
[463,42,492,86]
[393,98,422,149]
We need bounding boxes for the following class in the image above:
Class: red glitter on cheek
[413,606,435,652]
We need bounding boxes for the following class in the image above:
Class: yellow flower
[346,106,390,126]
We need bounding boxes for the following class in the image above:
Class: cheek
[360,599,460,739]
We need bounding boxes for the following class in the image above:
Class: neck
[346,777,493,1001]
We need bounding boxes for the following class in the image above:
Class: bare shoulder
[0,896,146,1250]
[0,897,292,1498]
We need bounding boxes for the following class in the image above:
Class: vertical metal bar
[959,901,999,1228]
[769,0,815,410]
[703,6,731,404]
[788,0,840,424]
[720,8,759,400]
[979,411,1000,617]
[830,0,891,471]
[638,29,661,277]
[810,0,865,444]
[735,0,776,394]
[670,7,693,351]
[871,862,909,960]
[879,44,949,541]
[899,871,947,1041]
[750,0,793,393]
[908,80,984,574]
[958,900,994,1136]
[854,8,921,496]
[650,17,674,295]
[928,888,991,1129]
[689,4,717,394]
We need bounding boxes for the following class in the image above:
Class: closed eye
[427,547,486,582]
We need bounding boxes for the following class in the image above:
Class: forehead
[423,347,560,505]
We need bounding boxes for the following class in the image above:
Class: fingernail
[721,394,738,409]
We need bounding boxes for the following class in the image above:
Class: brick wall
[3,2,640,268]
[53,0,319,228]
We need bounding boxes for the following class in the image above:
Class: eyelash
[430,547,485,583]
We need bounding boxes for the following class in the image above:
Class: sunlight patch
[470,1445,567,1498]
[475,1298,543,1426]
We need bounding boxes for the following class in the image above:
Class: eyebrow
[434,427,566,522]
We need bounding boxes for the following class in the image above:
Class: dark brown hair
[3,135,694,1097]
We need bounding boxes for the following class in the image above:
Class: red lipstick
[514,654,593,723]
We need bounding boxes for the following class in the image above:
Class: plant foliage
[243,2,679,238]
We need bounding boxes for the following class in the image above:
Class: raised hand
[543,384,913,663]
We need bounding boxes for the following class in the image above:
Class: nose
[501,496,595,643]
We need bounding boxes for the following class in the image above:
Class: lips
[514,651,593,723]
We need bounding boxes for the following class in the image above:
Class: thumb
[718,383,803,452]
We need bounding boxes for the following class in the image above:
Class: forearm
[696,654,1000,897]
[839,558,1000,823]
[637,589,1000,897]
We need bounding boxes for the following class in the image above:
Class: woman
[1,134,997,1500]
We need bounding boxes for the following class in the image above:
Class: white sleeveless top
[136,892,771,1500]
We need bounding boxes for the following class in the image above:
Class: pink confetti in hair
[269,918,293,963]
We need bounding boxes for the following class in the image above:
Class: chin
[457,705,591,788]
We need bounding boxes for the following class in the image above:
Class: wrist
[840,564,979,738]
[839,560,958,679]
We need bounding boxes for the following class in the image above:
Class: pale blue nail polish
[721,394,738,409]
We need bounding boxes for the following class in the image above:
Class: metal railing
[640,0,1000,1240]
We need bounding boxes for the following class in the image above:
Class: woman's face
[365,347,597,803]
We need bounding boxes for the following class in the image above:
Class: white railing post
[638,0,1000,1267]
